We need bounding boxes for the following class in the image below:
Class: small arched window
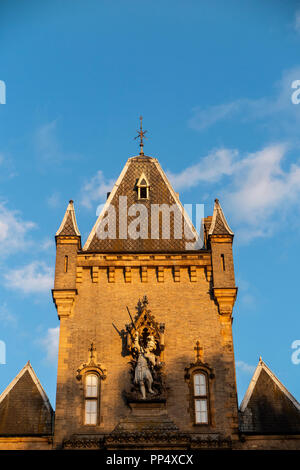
[193,372,209,424]
[136,173,149,200]
[85,374,99,425]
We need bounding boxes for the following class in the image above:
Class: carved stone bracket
[52,289,77,319]
[213,287,238,316]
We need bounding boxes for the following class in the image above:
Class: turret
[52,200,81,319]
[208,199,237,317]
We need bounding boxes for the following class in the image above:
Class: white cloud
[39,326,59,363]
[47,191,61,208]
[236,361,255,374]
[167,148,238,190]
[35,120,60,162]
[294,10,300,33]
[236,278,256,309]
[35,120,79,164]
[80,170,115,209]
[0,303,17,327]
[40,238,55,251]
[189,100,252,131]
[188,66,300,136]
[0,202,36,257]
[4,261,54,294]
[169,143,300,242]
[224,144,300,241]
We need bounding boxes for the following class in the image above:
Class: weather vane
[134,116,147,156]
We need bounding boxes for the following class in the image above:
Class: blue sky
[1,0,300,408]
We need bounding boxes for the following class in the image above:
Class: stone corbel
[52,289,77,319]
[213,287,238,317]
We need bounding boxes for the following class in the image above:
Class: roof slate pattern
[208,199,233,236]
[58,211,78,236]
[240,361,300,434]
[84,156,198,252]
[0,366,53,436]
[56,200,81,237]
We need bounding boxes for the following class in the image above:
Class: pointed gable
[0,362,53,435]
[56,200,80,237]
[208,199,233,236]
[83,156,198,252]
[239,358,300,434]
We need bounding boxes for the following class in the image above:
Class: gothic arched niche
[123,296,166,401]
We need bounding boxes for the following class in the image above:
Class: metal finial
[134,116,147,156]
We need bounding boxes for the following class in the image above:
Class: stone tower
[52,153,238,450]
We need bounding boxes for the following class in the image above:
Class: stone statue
[133,332,155,399]
[144,335,157,366]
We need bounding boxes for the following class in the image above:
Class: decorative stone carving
[63,432,232,450]
[213,287,238,316]
[184,341,215,381]
[52,289,77,319]
[76,343,107,381]
[123,296,166,401]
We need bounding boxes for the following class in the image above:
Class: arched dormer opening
[136,173,150,200]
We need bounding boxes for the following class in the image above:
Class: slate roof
[208,199,234,236]
[83,156,199,252]
[0,361,53,436]
[239,358,300,434]
[56,200,81,237]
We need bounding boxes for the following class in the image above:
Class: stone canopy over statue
[124,296,166,401]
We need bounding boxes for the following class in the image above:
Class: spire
[134,116,147,156]
[56,200,81,237]
[208,198,234,237]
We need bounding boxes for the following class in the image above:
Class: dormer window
[136,174,149,200]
